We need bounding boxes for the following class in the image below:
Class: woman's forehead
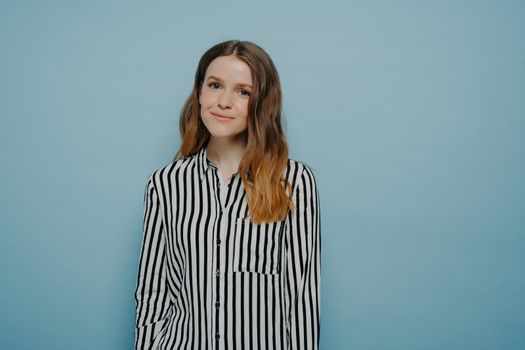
[205,56,253,85]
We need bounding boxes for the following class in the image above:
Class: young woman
[134,40,321,350]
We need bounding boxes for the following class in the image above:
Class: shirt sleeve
[134,174,171,350]
[286,165,321,349]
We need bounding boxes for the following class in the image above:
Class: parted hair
[173,39,294,223]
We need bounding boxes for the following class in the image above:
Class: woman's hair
[173,39,294,223]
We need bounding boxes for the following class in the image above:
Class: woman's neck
[205,135,246,171]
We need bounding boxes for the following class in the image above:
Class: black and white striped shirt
[134,146,321,350]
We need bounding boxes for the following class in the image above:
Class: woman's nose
[218,91,232,109]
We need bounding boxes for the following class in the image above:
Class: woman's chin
[208,129,248,141]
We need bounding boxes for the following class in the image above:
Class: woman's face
[199,55,253,142]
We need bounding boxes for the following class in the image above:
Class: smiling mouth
[211,113,234,120]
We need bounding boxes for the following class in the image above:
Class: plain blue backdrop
[1,0,524,349]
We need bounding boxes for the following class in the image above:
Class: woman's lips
[211,113,234,121]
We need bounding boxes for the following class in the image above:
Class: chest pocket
[232,217,286,275]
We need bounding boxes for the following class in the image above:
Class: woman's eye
[240,89,251,96]
[209,82,220,89]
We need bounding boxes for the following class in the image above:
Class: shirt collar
[198,145,247,181]
[197,146,216,181]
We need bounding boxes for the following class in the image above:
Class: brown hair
[173,39,293,223]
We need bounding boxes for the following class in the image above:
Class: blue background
[1,0,524,349]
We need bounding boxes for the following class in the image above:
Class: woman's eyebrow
[207,75,252,88]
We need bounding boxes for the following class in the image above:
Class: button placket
[214,170,224,347]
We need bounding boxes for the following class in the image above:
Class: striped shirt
[134,146,321,350]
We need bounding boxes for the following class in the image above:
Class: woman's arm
[286,165,321,349]
[134,174,171,350]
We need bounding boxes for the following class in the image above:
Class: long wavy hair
[173,40,294,223]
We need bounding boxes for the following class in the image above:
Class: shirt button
[215,333,220,340]
[216,269,220,276]
[217,239,221,245]
[215,301,220,308]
